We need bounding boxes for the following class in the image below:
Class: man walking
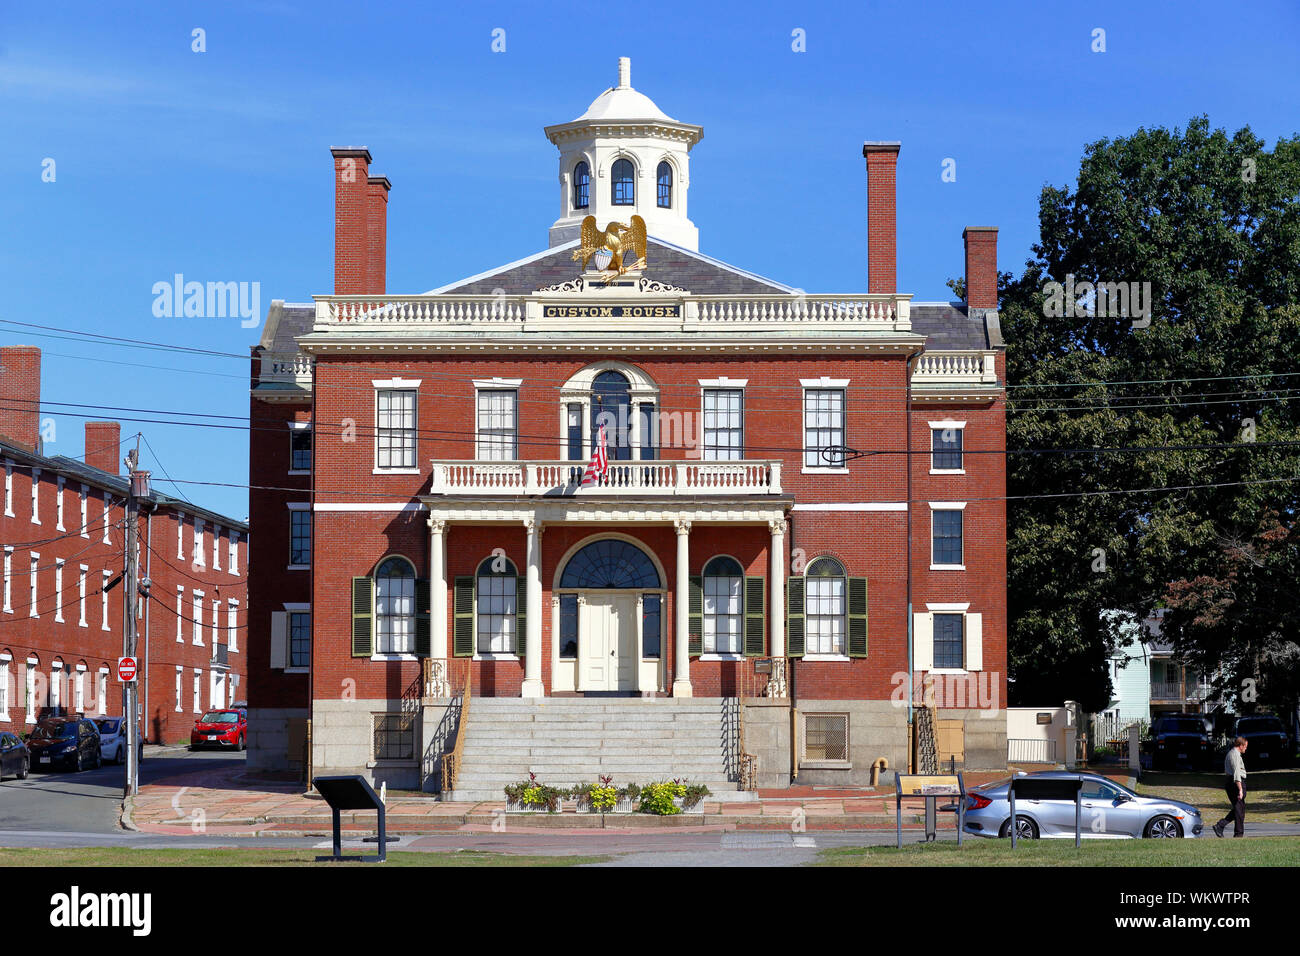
[1213,737,1248,838]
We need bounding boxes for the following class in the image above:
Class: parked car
[0,732,30,780]
[1145,714,1212,770]
[190,710,247,751]
[1229,715,1292,768]
[26,717,102,772]
[94,718,143,765]
[959,771,1203,839]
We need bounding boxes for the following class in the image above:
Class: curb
[119,796,140,833]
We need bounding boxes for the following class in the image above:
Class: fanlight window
[656,162,672,208]
[805,557,846,656]
[573,161,590,210]
[375,557,416,655]
[611,158,635,206]
[560,539,661,589]
[476,557,518,654]
[702,556,743,654]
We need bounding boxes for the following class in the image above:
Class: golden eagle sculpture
[572,215,647,282]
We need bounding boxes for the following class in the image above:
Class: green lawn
[1137,769,1300,824]
[816,836,1300,867]
[0,847,606,867]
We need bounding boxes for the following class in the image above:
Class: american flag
[581,424,609,487]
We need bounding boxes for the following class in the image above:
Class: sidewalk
[126,765,1137,837]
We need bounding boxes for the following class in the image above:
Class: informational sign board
[312,775,389,863]
[117,657,138,683]
[1008,775,1084,848]
[895,773,966,847]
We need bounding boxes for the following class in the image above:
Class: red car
[190,709,247,751]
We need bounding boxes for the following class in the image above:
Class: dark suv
[26,717,101,772]
[1229,715,1292,768]
[1146,714,1212,770]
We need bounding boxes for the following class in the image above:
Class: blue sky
[2,0,1297,519]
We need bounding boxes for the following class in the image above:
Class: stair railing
[439,662,472,794]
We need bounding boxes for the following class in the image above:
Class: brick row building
[247,59,1007,790]
[0,347,249,745]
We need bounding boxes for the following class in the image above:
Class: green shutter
[351,576,373,658]
[453,576,474,657]
[688,575,703,656]
[515,574,526,656]
[848,576,868,658]
[786,577,805,658]
[415,579,430,657]
[744,576,766,657]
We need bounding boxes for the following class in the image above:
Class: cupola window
[573,161,590,210]
[611,158,635,206]
[656,162,672,208]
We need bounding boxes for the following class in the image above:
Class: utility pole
[123,442,150,798]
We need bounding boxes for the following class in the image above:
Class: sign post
[894,774,966,849]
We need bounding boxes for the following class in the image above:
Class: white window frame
[288,421,313,475]
[804,557,849,658]
[700,385,745,461]
[176,585,185,642]
[3,460,12,516]
[701,555,745,656]
[50,660,62,712]
[192,517,206,568]
[78,565,88,626]
[30,467,40,525]
[801,379,850,473]
[192,590,205,645]
[929,420,967,475]
[56,475,66,531]
[228,530,239,575]
[3,546,11,613]
[227,599,239,653]
[25,659,38,723]
[177,512,184,558]
[192,668,201,714]
[212,599,221,652]
[175,666,183,712]
[288,503,311,569]
[284,603,311,672]
[74,664,86,714]
[101,570,111,631]
[80,484,89,538]
[213,524,222,570]
[929,502,967,570]
[54,559,65,623]
[474,382,521,461]
[97,667,108,716]
[373,379,421,474]
[29,552,39,618]
[102,491,111,544]
[0,655,9,720]
[916,604,983,675]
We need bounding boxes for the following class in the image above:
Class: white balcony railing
[259,350,313,386]
[911,350,998,386]
[428,459,783,496]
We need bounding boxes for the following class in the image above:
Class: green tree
[1000,116,1300,717]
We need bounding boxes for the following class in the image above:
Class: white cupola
[544,57,704,250]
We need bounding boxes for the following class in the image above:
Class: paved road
[0,747,243,834]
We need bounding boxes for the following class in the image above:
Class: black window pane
[656,162,672,208]
[290,429,312,471]
[612,158,635,205]
[933,613,964,668]
[290,511,311,566]
[639,404,657,460]
[567,404,583,461]
[932,510,963,565]
[643,594,661,658]
[560,595,578,659]
[573,161,590,209]
[932,428,963,470]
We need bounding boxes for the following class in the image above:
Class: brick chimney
[0,346,41,452]
[332,147,372,295]
[366,175,391,295]
[963,227,999,310]
[84,422,121,474]
[863,142,901,294]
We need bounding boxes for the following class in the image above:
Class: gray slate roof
[910,303,995,351]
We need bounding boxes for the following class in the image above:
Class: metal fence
[1008,738,1057,763]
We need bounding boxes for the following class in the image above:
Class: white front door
[581,593,638,692]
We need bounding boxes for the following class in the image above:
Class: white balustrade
[911,350,998,386]
[428,460,782,496]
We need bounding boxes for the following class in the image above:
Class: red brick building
[247,60,1007,791]
[0,347,248,747]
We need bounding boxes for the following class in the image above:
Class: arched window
[656,161,672,208]
[611,158,635,206]
[805,557,846,655]
[573,161,590,210]
[702,556,743,654]
[591,370,632,461]
[375,557,416,654]
[476,556,518,654]
[560,539,661,589]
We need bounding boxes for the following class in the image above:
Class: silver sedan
[959,771,1204,839]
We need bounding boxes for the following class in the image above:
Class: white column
[769,518,786,659]
[521,517,545,698]
[428,517,449,696]
[672,518,692,698]
[634,592,646,694]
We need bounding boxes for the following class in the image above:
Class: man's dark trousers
[1217,781,1246,837]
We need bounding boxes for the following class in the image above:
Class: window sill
[287,469,311,477]
[473,653,520,662]
[287,564,310,572]
[372,467,421,476]
[283,667,309,675]
[930,564,966,571]
[370,653,419,662]
[801,654,851,663]
[366,760,418,770]
[697,653,745,662]
[929,668,977,675]
[929,469,966,476]
[801,467,850,475]
[799,759,853,771]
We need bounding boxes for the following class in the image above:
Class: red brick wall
[332,148,372,296]
[84,422,121,475]
[963,227,999,310]
[0,347,41,452]
[864,144,900,294]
